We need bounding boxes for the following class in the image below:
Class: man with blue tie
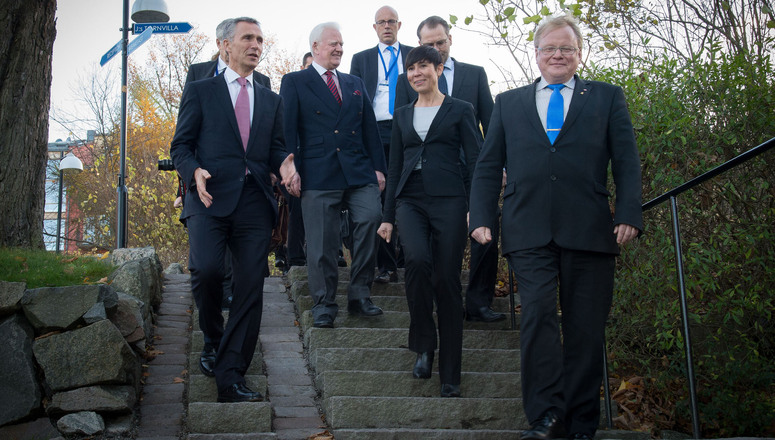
[350,6,414,283]
[280,22,387,329]
[469,15,642,440]
[171,17,299,403]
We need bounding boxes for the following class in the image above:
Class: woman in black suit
[377,45,482,398]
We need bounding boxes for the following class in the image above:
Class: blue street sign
[100,27,154,67]
[133,22,192,34]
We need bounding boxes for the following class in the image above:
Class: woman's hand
[377,222,393,243]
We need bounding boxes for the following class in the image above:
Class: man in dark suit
[171,17,299,403]
[395,15,503,322]
[280,22,387,328]
[469,15,642,440]
[186,18,271,89]
[349,5,414,284]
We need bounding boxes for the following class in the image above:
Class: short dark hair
[302,52,312,66]
[416,15,450,39]
[405,45,443,69]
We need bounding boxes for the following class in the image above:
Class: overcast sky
[49,0,518,141]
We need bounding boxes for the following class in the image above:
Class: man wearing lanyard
[350,5,414,284]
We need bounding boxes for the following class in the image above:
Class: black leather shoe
[374,270,398,283]
[274,255,287,269]
[521,411,564,440]
[570,434,593,440]
[337,254,348,267]
[199,346,217,377]
[313,315,334,328]
[412,351,433,379]
[440,383,461,397]
[466,306,506,322]
[217,383,264,402]
[348,298,383,316]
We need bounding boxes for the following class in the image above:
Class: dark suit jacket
[395,58,493,135]
[349,43,414,103]
[170,74,288,222]
[186,59,272,89]
[382,96,482,224]
[279,66,386,191]
[469,75,643,256]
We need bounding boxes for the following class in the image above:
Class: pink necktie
[235,77,250,150]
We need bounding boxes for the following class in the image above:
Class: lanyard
[378,46,400,80]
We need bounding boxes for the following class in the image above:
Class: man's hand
[375,170,386,192]
[194,168,213,208]
[471,226,492,245]
[614,223,639,245]
[502,170,507,188]
[174,196,183,208]
[280,154,301,197]
[377,222,393,243]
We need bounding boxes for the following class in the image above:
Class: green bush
[591,49,775,436]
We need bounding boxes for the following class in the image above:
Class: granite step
[310,347,520,373]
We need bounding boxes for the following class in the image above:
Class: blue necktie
[439,68,449,95]
[546,84,565,144]
[387,46,398,114]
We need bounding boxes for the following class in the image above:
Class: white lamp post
[56,152,84,254]
[116,0,170,248]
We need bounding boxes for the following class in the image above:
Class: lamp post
[56,152,84,254]
[117,0,169,249]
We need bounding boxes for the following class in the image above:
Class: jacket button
[316,111,321,114]
[550,175,557,181]
[336,148,341,152]
[351,131,356,134]
[334,129,339,134]
[550,147,556,153]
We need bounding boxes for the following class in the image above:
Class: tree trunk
[0,0,57,248]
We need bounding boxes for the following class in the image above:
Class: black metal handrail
[609,136,774,438]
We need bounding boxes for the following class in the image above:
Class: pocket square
[353,90,361,96]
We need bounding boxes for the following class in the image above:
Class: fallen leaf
[98,277,108,283]
[173,377,185,383]
[180,369,188,376]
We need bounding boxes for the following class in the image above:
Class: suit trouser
[187,178,273,392]
[507,242,615,436]
[396,173,466,385]
[376,120,399,273]
[279,185,306,266]
[301,184,382,319]
[465,214,500,311]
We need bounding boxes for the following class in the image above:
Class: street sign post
[132,22,192,34]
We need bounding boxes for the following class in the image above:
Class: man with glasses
[350,6,414,284]
[469,15,642,440]
[395,15,502,324]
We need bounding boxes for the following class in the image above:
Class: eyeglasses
[375,19,398,26]
[423,39,449,49]
[537,46,578,56]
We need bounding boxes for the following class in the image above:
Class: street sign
[133,22,192,34]
[100,27,154,67]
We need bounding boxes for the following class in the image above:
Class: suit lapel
[522,80,547,140]
[557,75,591,144]
[246,83,266,153]
[338,71,353,116]
[451,59,462,96]
[365,46,379,98]
[212,75,244,151]
[304,67,341,114]
[205,60,218,78]
[424,96,453,142]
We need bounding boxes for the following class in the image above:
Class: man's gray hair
[215,18,232,41]
[534,14,583,50]
[309,22,341,52]
[221,17,261,42]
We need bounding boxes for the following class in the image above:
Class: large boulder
[0,314,41,426]
[56,411,104,436]
[20,284,118,333]
[111,247,163,307]
[47,385,135,416]
[0,281,26,317]
[33,319,139,392]
[109,259,160,318]
[109,292,148,352]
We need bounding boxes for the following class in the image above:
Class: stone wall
[0,247,163,438]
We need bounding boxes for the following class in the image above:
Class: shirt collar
[311,61,336,77]
[216,56,228,75]
[223,66,253,86]
[538,76,576,90]
[443,57,454,71]
[378,41,401,54]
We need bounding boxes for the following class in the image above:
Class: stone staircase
[288,266,527,440]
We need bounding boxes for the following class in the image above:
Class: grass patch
[0,247,116,288]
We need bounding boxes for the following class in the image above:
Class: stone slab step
[187,351,263,376]
[331,428,522,440]
[325,396,527,430]
[294,293,516,315]
[290,280,407,301]
[317,370,521,399]
[188,434,277,440]
[188,374,268,402]
[287,266,471,285]
[305,328,520,351]
[299,309,517,333]
[310,347,520,373]
[187,401,272,433]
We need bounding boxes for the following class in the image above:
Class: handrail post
[602,342,613,429]
[669,195,701,438]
